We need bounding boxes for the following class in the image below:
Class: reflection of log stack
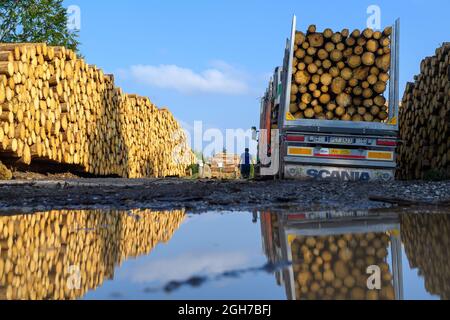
[0,209,185,300]
[290,232,395,300]
[271,214,281,249]
[210,153,241,179]
[0,43,195,178]
[397,43,450,180]
[289,26,392,122]
[401,214,450,299]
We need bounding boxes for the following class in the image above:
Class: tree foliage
[0,0,80,51]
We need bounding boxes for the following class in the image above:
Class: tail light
[286,135,305,142]
[287,214,307,221]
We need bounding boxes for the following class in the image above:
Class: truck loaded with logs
[254,16,400,182]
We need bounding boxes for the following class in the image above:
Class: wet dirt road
[0,178,449,214]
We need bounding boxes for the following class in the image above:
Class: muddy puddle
[0,207,449,300]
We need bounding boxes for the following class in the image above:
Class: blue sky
[64,0,450,154]
[84,212,287,300]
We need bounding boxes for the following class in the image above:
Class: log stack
[0,43,195,178]
[397,43,450,180]
[0,209,185,300]
[401,213,450,299]
[290,231,395,300]
[289,26,392,122]
[210,153,241,179]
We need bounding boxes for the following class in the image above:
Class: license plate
[308,136,327,143]
[329,137,354,144]
[307,136,372,145]
[355,138,370,145]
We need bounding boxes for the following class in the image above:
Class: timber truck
[253,16,400,182]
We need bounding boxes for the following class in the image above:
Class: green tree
[0,0,80,51]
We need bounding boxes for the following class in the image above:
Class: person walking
[239,148,254,179]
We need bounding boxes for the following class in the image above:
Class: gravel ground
[0,178,449,214]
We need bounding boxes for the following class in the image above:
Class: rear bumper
[284,156,397,169]
[284,164,395,182]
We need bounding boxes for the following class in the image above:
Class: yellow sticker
[368,151,394,161]
[286,112,295,121]
[389,229,400,237]
[330,149,352,156]
[389,117,397,125]
[288,234,296,245]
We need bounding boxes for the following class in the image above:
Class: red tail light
[286,135,305,142]
[377,139,397,147]
[287,214,307,220]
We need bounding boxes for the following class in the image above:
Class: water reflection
[0,209,185,300]
[401,214,450,299]
[260,210,450,300]
[0,208,449,300]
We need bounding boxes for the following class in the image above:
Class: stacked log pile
[290,232,395,300]
[397,43,450,180]
[290,26,392,122]
[401,214,450,299]
[0,43,195,178]
[210,153,241,179]
[0,209,185,300]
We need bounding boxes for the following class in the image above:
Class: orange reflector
[367,151,393,161]
[288,147,313,156]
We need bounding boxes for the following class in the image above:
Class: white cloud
[127,61,250,95]
[123,251,253,284]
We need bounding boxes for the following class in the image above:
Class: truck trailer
[254,16,400,182]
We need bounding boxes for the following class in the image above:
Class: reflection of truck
[260,210,404,300]
[254,16,400,181]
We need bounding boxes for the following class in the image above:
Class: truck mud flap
[284,165,395,182]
